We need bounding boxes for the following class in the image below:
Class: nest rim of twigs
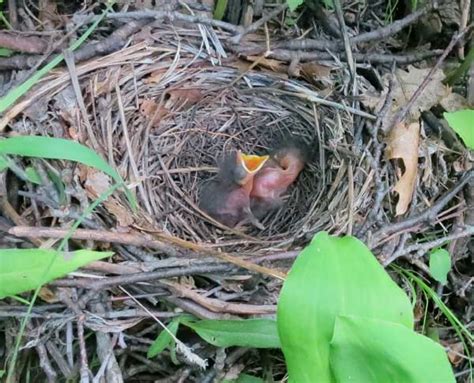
[9,27,373,253]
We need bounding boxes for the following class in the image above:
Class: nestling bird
[199,150,269,229]
[250,138,311,219]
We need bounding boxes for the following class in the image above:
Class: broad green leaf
[147,319,180,358]
[277,232,413,383]
[287,0,304,11]
[0,248,112,298]
[0,136,135,208]
[181,319,280,348]
[330,315,455,383]
[444,109,474,149]
[429,248,451,285]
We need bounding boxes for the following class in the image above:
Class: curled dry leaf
[165,88,204,110]
[386,122,420,216]
[81,166,134,226]
[139,99,168,128]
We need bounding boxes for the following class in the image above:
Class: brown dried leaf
[392,66,450,120]
[386,122,420,216]
[361,66,451,129]
[245,55,288,73]
[104,200,135,227]
[439,92,471,112]
[84,169,111,199]
[165,88,204,110]
[446,342,464,366]
[144,68,167,84]
[39,286,59,303]
[299,62,332,79]
[139,99,168,128]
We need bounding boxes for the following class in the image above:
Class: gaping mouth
[238,152,269,174]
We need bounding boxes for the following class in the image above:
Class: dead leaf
[299,62,332,79]
[446,342,464,366]
[39,286,59,303]
[245,55,288,73]
[165,88,204,110]
[362,66,451,130]
[103,200,135,227]
[386,122,420,216]
[439,92,471,112]
[144,68,167,84]
[84,168,111,199]
[94,69,121,96]
[139,99,168,128]
[394,66,450,121]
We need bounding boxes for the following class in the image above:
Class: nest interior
[11,28,369,253]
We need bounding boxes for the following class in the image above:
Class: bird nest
[7,26,369,253]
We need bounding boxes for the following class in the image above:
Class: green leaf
[147,319,180,358]
[277,232,413,382]
[0,248,112,298]
[429,248,451,285]
[213,0,228,20]
[330,315,455,383]
[0,155,7,171]
[287,0,304,12]
[25,167,41,184]
[0,48,13,57]
[181,319,280,348]
[321,0,334,9]
[444,109,474,149]
[46,168,66,204]
[0,136,135,208]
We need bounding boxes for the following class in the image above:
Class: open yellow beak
[238,152,269,174]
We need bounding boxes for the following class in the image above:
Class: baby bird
[250,139,311,219]
[199,150,269,229]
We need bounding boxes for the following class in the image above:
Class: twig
[230,3,288,44]
[277,7,429,51]
[239,48,443,64]
[9,225,286,279]
[357,66,397,237]
[391,26,472,128]
[333,0,356,83]
[7,0,18,29]
[34,338,57,382]
[77,316,91,383]
[458,0,471,58]
[0,31,49,53]
[9,226,178,256]
[107,10,241,34]
[120,286,207,369]
[373,169,474,242]
[383,225,474,266]
[0,19,151,70]
[352,7,428,45]
[160,280,276,315]
[52,264,237,289]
